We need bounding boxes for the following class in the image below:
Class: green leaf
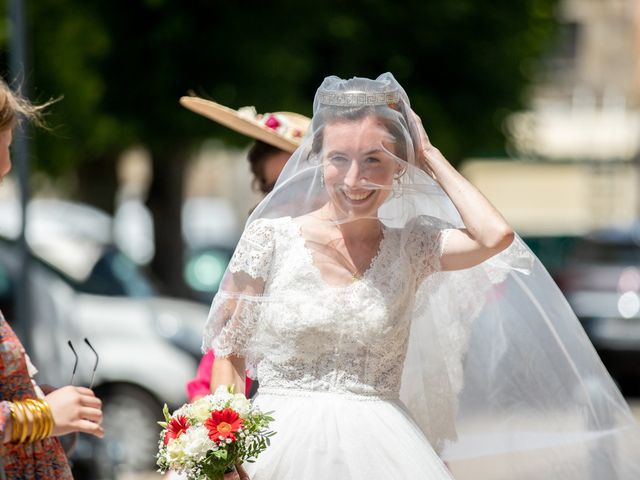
[162,404,171,423]
[213,449,228,460]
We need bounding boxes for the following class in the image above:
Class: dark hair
[247,140,285,194]
[310,105,412,162]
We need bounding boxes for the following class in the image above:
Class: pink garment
[186,350,253,401]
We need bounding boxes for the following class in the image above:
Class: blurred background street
[1,0,640,477]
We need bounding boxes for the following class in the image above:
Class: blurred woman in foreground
[0,79,104,480]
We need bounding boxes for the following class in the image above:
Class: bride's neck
[318,205,381,242]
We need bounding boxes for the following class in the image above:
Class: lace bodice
[205,216,447,399]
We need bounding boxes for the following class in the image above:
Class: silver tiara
[316,89,401,107]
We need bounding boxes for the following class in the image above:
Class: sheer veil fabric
[204,73,640,478]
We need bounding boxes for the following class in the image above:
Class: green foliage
[0,0,557,174]
[158,403,171,428]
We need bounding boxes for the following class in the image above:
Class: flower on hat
[264,114,281,130]
[237,106,304,143]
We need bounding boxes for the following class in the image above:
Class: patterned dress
[0,312,72,479]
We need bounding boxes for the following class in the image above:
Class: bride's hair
[309,105,412,162]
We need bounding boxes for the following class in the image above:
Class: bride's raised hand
[410,109,449,180]
[223,463,249,480]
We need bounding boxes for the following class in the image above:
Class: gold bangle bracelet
[9,402,23,443]
[23,400,37,442]
[41,400,54,438]
[34,399,52,440]
[25,400,44,442]
[12,401,29,443]
[31,399,51,442]
[9,399,54,443]
[23,401,36,442]
[19,400,34,443]
[16,400,30,443]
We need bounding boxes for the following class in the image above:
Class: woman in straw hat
[0,79,104,480]
[202,73,640,479]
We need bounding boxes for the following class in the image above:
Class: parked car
[183,246,234,304]
[555,224,640,394]
[0,237,208,475]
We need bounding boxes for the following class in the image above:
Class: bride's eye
[364,156,381,164]
[329,155,349,165]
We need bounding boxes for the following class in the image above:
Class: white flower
[172,405,188,418]
[189,397,214,423]
[237,106,258,121]
[166,436,187,465]
[230,394,252,417]
[181,425,215,462]
[213,384,233,403]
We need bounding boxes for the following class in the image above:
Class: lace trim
[203,293,262,360]
[227,218,276,281]
[285,216,390,289]
[405,215,451,284]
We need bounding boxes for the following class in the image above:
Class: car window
[78,250,155,297]
[570,239,640,264]
[184,248,232,294]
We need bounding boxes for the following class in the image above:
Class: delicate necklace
[314,208,383,282]
[347,223,384,282]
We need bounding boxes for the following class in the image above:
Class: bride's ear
[394,166,407,179]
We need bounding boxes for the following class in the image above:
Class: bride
[204,73,640,479]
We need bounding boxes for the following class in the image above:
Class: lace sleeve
[227,218,276,280]
[202,219,276,362]
[405,215,454,284]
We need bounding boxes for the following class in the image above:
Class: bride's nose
[343,159,365,188]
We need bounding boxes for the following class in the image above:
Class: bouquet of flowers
[157,385,275,480]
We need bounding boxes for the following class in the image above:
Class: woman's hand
[409,110,514,270]
[45,385,104,438]
[223,463,249,480]
[411,110,451,180]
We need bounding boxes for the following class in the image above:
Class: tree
[0,0,558,295]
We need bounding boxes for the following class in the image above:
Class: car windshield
[77,249,156,297]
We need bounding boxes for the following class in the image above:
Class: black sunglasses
[67,338,100,389]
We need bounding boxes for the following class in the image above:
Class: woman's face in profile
[260,150,290,195]
[322,116,400,219]
[0,129,12,180]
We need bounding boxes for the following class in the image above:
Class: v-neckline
[285,216,387,289]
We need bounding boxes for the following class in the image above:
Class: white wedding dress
[207,215,455,479]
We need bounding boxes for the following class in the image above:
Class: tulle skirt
[244,389,453,479]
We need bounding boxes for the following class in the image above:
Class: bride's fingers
[236,463,250,480]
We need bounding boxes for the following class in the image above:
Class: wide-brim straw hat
[180,96,310,154]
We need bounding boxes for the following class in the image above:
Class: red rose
[164,415,190,445]
[205,408,244,443]
[264,114,281,130]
